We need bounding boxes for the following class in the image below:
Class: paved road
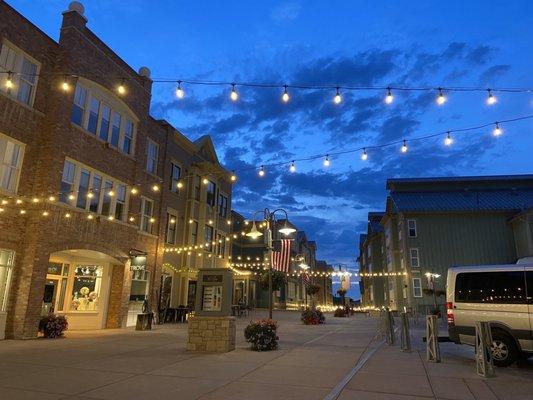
[0,311,531,399]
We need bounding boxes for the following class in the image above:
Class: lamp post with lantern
[246,208,296,319]
[425,272,441,312]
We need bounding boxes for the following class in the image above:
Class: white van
[446,264,533,366]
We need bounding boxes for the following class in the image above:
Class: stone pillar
[187,316,236,352]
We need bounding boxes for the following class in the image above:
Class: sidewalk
[338,319,533,400]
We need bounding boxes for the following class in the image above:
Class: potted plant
[334,307,346,317]
[39,314,68,338]
[301,307,326,325]
[337,288,347,305]
[244,319,279,351]
[306,284,321,309]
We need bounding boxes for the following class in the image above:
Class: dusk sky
[11,0,533,298]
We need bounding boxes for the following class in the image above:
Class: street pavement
[0,311,531,399]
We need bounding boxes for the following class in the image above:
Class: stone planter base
[187,316,236,352]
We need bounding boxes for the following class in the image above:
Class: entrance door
[187,281,197,308]
[42,279,58,315]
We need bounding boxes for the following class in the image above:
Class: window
[191,221,198,244]
[413,278,422,297]
[0,41,39,106]
[0,249,14,312]
[216,233,226,257]
[194,175,201,200]
[204,225,214,251]
[398,221,403,241]
[218,194,228,217]
[170,163,181,193]
[527,272,533,305]
[59,159,128,220]
[407,220,417,237]
[71,84,87,126]
[70,82,136,155]
[146,139,158,174]
[367,245,372,258]
[0,135,24,194]
[130,270,150,301]
[455,271,527,304]
[206,181,216,207]
[70,265,103,311]
[140,197,154,234]
[166,212,177,244]
[410,248,419,268]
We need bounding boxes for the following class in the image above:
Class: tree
[337,288,347,305]
[259,270,287,292]
[306,284,321,309]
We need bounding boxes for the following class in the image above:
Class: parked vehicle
[446,264,533,366]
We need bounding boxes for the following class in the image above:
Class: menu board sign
[202,285,222,311]
[203,274,223,283]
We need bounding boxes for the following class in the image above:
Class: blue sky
[11,0,533,298]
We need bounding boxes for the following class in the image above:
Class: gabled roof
[194,135,220,164]
[390,189,533,212]
[368,212,385,233]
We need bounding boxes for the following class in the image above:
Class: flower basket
[39,314,68,338]
[301,307,326,325]
[244,319,279,351]
[334,307,346,318]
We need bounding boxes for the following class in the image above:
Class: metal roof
[390,189,533,212]
[387,174,533,185]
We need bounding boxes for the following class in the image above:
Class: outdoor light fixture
[176,181,184,189]
[246,222,263,239]
[5,72,13,89]
[278,220,296,236]
[289,161,296,173]
[176,81,185,98]
[230,172,237,182]
[108,189,115,197]
[48,196,56,202]
[493,122,502,136]
[202,177,209,185]
[444,132,453,146]
[230,84,238,101]
[42,211,49,217]
[333,87,342,104]
[486,89,497,105]
[323,155,330,167]
[61,76,70,92]
[282,85,290,103]
[130,187,138,195]
[117,79,126,95]
[436,88,446,105]
[152,184,160,192]
[361,148,368,160]
[401,140,408,153]
[258,165,265,177]
[385,87,393,104]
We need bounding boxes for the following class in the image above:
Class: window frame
[165,211,178,244]
[409,248,420,268]
[140,197,154,234]
[204,224,214,252]
[206,180,216,207]
[146,138,159,175]
[0,249,15,312]
[412,278,422,298]
[0,133,25,195]
[407,219,417,238]
[218,193,228,217]
[169,162,182,193]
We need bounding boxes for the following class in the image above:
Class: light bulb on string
[493,122,503,137]
[323,155,330,167]
[130,187,138,195]
[385,87,393,104]
[5,72,14,89]
[61,76,70,92]
[444,131,453,146]
[258,165,265,177]
[486,89,497,105]
[230,84,238,101]
[202,177,209,185]
[117,79,126,95]
[176,81,185,99]
[333,87,342,104]
[281,85,290,103]
[436,88,446,105]
[401,140,408,153]
[289,161,296,173]
[230,171,237,182]
[361,148,368,160]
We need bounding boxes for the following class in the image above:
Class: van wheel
[490,333,518,367]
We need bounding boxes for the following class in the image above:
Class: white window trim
[409,248,420,268]
[0,132,25,195]
[60,157,129,221]
[165,210,178,244]
[407,219,417,238]
[146,138,159,175]
[218,191,228,217]
[140,197,154,234]
[0,249,15,312]
[413,278,423,298]
[169,160,182,194]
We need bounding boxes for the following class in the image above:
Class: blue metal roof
[390,189,533,212]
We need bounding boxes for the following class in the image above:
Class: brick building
[0,1,232,339]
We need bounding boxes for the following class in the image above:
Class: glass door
[42,279,58,315]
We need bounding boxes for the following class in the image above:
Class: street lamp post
[246,208,295,319]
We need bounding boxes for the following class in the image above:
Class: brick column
[106,264,131,329]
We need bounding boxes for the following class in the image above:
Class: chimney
[61,1,88,29]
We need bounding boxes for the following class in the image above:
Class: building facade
[359,175,533,313]
[0,2,232,339]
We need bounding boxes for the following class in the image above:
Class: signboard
[130,255,147,271]
[202,285,222,311]
[203,274,223,283]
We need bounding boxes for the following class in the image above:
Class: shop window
[0,41,40,106]
[70,265,103,312]
[146,139,158,174]
[130,270,149,301]
[0,134,24,194]
[140,197,154,233]
[0,249,14,312]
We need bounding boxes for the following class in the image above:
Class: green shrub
[244,319,279,351]
[334,307,346,317]
[301,307,326,325]
[39,314,68,338]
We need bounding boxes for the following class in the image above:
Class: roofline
[386,174,533,189]
[3,1,59,47]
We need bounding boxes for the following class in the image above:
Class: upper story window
[169,163,181,193]
[412,278,422,297]
[407,219,417,237]
[367,245,371,258]
[146,139,158,175]
[216,233,226,257]
[0,41,40,106]
[140,197,154,234]
[409,248,420,268]
[206,181,216,207]
[59,158,128,221]
[165,212,178,244]
[194,175,201,200]
[218,194,228,217]
[70,81,136,156]
[0,133,24,195]
[204,225,214,252]
[190,221,198,244]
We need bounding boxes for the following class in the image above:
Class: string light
[486,89,497,105]
[401,140,408,153]
[493,122,502,136]
[176,181,184,189]
[289,161,296,173]
[87,214,94,220]
[230,172,237,182]
[16,199,22,204]
[129,216,135,222]
[107,189,115,197]
[130,187,138,195]
[48,196,56,202]
[361,148,368,160]
[230,84,238,101]
[5,72,13,89]
[117,79,126,95]
[323,155,330,167]
[333,87,342,104]
[20,209,26,215]
[176,80,185,99]
[258,165,265,177]
[61,76,70,92]
[68,193,75,200]
[65,212,71,218]
[202,177,209,185]
[1,200,7,205]
[87,191,94,199]
[444,131,453,146]
[149,217,156,223]
[281,85,290,103]
[436,88,446,105]
[107,215,114,221]
[152,184,160,192]
[385,87,393,104]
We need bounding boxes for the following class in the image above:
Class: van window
[455,271,526,304]
[527,271,533,304]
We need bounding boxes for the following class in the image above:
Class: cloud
[270,2,302,21]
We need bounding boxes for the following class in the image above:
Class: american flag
[302,272,310,286]
[272,239,291,273]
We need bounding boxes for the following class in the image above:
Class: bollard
[400,312,411,352]
[385,310,395,345]
[426,315,441,362]
[475,321,495,378]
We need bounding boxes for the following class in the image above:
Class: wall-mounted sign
[203,274,223,283]
[202,285,222,311]
[130,255,147,271]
